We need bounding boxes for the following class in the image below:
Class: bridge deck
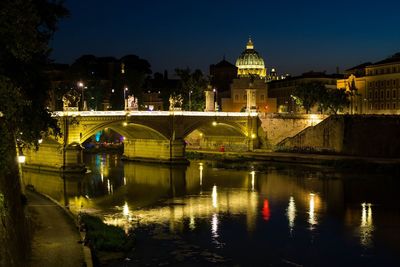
[52,111,258,117]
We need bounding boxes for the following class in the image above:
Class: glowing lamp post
[124,87,128,110]
[78,82,87,111]
[189,90,193,111]
[213,88,218,111]
[18,154,26,163]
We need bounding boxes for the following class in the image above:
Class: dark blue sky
[50,0,400,76]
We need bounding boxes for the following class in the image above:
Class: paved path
[26,190,85,267]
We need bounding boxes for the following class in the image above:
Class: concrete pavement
[26,190,85,267]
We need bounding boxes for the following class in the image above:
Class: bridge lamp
[251,133,256,139]
[212,121,217,126]
[123,122,128,126]
[38,139,43,144]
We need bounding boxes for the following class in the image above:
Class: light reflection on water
[360,202,374,248]
[22,153,400,266]
[287,196,296,234]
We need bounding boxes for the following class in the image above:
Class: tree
[0,1,68,265]
[68,55,116,110]
[325,88,349,114]
[291,82,325,114]
[117,55,152,108]
[175,68,208,111]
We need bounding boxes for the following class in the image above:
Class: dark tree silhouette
[175,68,208,111]
[0,1,68,265]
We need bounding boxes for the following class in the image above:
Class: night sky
[50,0,400,76]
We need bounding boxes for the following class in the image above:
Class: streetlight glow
[18,155,26,163]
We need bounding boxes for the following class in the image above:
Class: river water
[23,153,400,266]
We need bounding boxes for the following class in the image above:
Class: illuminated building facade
[337,53,400,114]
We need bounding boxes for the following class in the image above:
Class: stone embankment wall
[258,113,328,149]
[278,115,400,158]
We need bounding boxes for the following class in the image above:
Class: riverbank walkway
[26,190,86,267]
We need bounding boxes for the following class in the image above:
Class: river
[22,153,400,266]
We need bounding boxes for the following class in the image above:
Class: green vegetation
[0,1,67,265]
[80,214,134,252]
[291,82,349,114]
[0,193,5,218]
[175,68,208,111]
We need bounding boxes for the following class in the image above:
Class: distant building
[337,53,400,114]
[221,38,277,112]
[143,71,179,110]
[268,71,342,113]
[209,57,237,101]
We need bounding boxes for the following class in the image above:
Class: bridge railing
[52,110,259,117]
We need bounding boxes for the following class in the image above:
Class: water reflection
[199,162,203,186]
[360,202,374,248]
[287,196,296,234]
[250,170,255,191]
[212,185,218,208]
[21,153,400,266]
[308,193,318,229]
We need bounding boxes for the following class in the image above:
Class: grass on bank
[79,213,134,252]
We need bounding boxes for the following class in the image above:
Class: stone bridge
[25,111,260,171]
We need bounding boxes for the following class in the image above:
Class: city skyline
[50,0,400,76]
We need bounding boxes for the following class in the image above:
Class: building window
[244,95,247,101]
[375,90,378,99]
[387,103,390,109]
[381,103,384,110]
[381,90,384,99]
[235,95,238,101]
[393,103,396,109]
[387,90,390,99]
[260,95,264,101]
[393,90,397,99]
[369,91,372,99]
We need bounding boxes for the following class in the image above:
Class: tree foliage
[0,0,68,161]
[292,82,349,114]
[325,88,349,114]
[291,82,325,114]
[0,1,68,265]
[175,68,208,111]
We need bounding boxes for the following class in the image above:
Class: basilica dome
[235,38,266,78]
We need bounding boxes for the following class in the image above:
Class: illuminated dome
[235,38,266,78]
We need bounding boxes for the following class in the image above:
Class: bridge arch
[182,119,248,139]
[80,120,168,144]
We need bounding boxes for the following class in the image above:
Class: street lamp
[189,90,193,111]
[213,88,218,111]
[124,87,128,110]
[77,82,86,111]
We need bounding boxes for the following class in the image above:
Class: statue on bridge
[62,89,80,111]
[169,94,183,111]
[127,95,139,111]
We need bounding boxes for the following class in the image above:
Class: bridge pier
[24,139,85,173]
[123,138,187,164]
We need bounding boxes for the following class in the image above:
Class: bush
[79,214,134,252]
